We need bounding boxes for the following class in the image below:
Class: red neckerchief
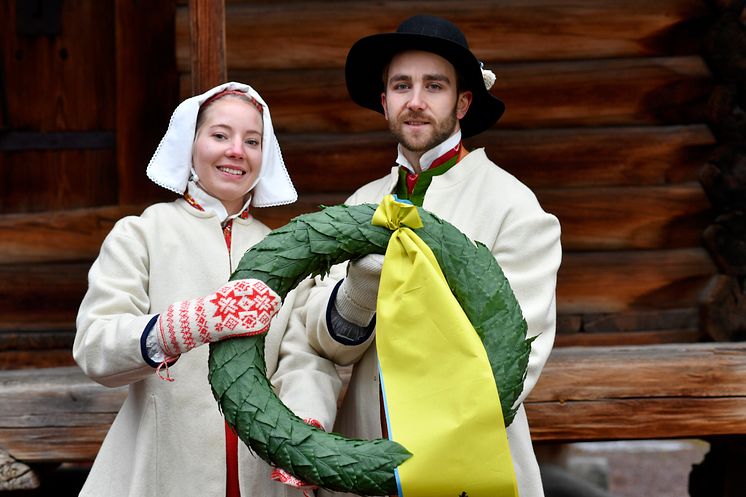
[404,142,462,195]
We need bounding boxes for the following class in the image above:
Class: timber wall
[1,0,743,369]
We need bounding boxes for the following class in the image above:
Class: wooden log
[181,56,713,132]
[700,274,746,342]
[0,247,716,331]
[259,185,712,252]
[1,0,115,130]
[555,329,703,347]
[0,368,125,462]
[274,126,713,194]
[703,211,746,275]
[580,308,699,334]
[527,342,746,441]
[556,248,716,314]
[0,150,118,214]
[0,263,90,325]
[556,307,702,345]
[189,0,226,93]
[0,330,76,370]
[537,183,711,250]
[479,125,714,188]
[699,145,746,213]
[176,0,711,70]
[3,343,746,464]
[0,350,76,371]
[115,0,179,205]
[0,205,145,264]
[0,179,712,262]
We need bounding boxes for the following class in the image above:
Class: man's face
[381,50,472,155]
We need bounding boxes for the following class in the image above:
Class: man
[296,14,561,497]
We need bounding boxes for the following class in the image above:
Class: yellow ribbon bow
[373,195,518,497]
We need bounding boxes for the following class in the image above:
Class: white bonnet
[146,82,297,207]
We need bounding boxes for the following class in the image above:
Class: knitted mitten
[156,279,281,357]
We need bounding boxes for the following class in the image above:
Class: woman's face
[192,96,263,215]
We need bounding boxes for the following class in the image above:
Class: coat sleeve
[267,279,344,431]
[492,198,562,407]
[73,217,160,388]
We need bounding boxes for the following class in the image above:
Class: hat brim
[345,32,505,138]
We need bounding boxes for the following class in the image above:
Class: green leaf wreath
[208,203,531,496]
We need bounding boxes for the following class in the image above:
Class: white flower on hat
[482,68,496,90]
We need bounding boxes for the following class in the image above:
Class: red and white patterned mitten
[270,418,323,496]
[156,279,281,357]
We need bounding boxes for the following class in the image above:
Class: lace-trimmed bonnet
[146,82,297,208]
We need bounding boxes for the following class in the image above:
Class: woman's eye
[245,138,260,146]
[213,132,227,140]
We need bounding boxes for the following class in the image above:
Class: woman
[74,82,340,497]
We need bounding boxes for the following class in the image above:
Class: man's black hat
[344,14,505,138]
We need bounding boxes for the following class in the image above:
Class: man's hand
[334,254,385,326]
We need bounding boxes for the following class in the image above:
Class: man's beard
[388,105,459,154]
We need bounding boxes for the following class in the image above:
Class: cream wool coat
[74,199,341,497]
[300,148,562,497]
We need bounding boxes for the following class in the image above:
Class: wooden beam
[538,183,711,250]
[0,205,145,264]
[115,0,178,205]
[0,368,125,462]
[189,0,226,93]
[527,342,746,441]
[1,150,118,213]
[0,248,716,333]
[176,0,711,70]
[3,342,746,464]
[180,56,713,132]
[0,175,711,263]
[275,126,714,193]
[557,248,716,314]
[700,275,746,341]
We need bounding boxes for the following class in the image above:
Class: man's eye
[427,83,443,90]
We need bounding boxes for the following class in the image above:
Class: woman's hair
[195,90,264,131]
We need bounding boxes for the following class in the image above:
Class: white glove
[334,254,384,326]
[156,279,281,357]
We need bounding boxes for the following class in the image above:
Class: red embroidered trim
[178,300,196,350]
[183,193,205,211]
[202,89,263,115]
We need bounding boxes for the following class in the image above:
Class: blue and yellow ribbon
[373,195,518,497]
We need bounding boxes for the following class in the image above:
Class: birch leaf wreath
[207,202,531,496]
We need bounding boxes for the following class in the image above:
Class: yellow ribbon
[373,195,518,497]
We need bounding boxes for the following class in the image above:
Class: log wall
[0,0,732,368]
[179,0,723,347]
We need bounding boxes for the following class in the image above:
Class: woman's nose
[226,138,244,158]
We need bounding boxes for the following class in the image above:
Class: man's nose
[407,87,426,111]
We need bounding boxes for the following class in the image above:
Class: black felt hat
[344,15,505,138]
